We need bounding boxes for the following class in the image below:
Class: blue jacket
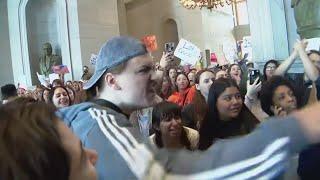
[58,101,309,180]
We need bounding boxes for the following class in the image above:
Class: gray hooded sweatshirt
[57,101,308,180]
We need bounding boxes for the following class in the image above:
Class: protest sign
[174,39,201,65]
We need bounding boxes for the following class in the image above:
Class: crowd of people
[1,36,320,179]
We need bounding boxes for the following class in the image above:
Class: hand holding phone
[165,42,175,53]
[249,69,260,85]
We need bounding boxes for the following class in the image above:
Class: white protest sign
[49,73,60,84]
[174,39,201,65]
[90,54,98,65]
[306,38,320,52]
[37,72,50,87]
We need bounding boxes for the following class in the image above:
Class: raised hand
[159,52,174,69]
[246,78,261,98]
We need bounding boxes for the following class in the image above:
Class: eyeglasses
[266,66,276,70]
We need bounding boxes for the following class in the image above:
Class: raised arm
[296,39,319,82]
[274,50,298,76]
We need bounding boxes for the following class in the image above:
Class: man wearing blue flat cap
[58,36,320,180]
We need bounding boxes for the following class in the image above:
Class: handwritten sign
[90,54,98,65]
[306,38,320,52]
[49,73,60,84]
[36,72,49,87]
[174,39,201,65]
[210,53,217,63]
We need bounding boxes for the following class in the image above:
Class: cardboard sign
[141,35,158,52]
[52,65,69,74]
[210,53,217,63]
[306,38,320,52]
[49,73,60,84]
[174,39,201,65]
[90,54,98,65]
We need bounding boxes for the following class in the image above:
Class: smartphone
[165,42,175,52]
[249,69,260,85]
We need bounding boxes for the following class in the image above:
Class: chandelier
[179,0,235,10]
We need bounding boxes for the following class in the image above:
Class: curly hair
[260,76,300,116]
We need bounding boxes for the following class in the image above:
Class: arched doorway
[162,18,179,50]
[162,18,180,65]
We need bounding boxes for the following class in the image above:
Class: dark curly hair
[260,76,300,116]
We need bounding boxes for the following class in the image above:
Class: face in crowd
[0,98,98,180]
[196,70,215,101]
[260,76,298,116]
[43,88,50,103]
[216,85,243,121]
[66,86,75,104]
[263,60,278,80]
[17,88,26,97]
[72,82,81,92]
[271,85,297,115]
[34,87,44,101]
[188,72,196,86]
[215,70,228,80]
[159,113,183,140]
[175,73,190,92]
[229,64,242,79]
[308,51,320,71]
[51,86,70,108]
[161,76,171,95]
[112,54,159,109]
[152,102,188,149]
[207,78,243,121]
[169,68,178,82]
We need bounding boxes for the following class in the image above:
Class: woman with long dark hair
[151,101,199,150]
[198,78,259,150]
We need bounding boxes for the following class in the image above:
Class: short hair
[0,98,70,179]
[1,84,17,100]
[195,69,214,84]
[92,61,127,94]
[260,76,299,116]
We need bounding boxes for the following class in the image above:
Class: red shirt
[168,86,196,107]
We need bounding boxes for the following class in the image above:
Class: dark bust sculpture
[292,0,320,39]
[39,43,62,77]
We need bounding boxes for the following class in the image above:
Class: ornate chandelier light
[179,0,234,10]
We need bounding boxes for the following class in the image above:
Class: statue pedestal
[293,0,320,39]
